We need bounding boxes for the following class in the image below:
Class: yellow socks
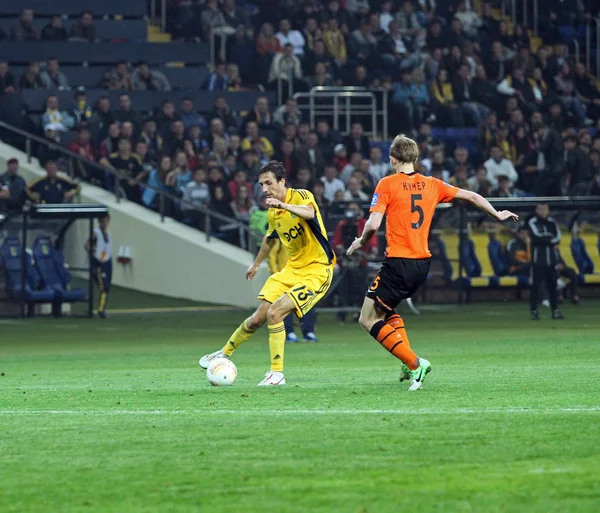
[223,320,256,356]
[268,322,285,372]
[98,292,107,312]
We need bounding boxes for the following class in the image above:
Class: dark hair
[258,161,286,182]
[80,10,93,17]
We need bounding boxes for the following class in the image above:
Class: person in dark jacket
[41,15,68,41]
[70,10,98,42]
[533,121,565,196]
[564,135,592,195]
[528,203,564,320]
[506,224,531,277]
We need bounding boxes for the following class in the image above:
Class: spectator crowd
[1,0,600,248]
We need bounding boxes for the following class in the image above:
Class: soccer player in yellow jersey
[199,161,335,385]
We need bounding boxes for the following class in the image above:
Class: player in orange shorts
[347,135,519,390]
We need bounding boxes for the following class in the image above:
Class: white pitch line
[0,407,599,416]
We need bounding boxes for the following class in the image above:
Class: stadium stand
[1,0,599,305]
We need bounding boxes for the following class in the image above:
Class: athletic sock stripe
[389,341,403,353]
[379,330,395,345]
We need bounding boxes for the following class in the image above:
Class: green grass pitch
[1,299,600,513]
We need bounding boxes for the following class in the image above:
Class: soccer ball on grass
[207,358,237,386]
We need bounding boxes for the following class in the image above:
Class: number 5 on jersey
[411,194,424,229]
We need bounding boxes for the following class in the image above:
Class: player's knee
[247,314,265,330]
[358,313,372,332]
[266,305,284,325]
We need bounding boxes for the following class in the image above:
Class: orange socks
[370,320,418,370]
[386,313,410,349]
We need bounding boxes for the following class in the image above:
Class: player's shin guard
[223,320,256,356]
[385,312,410,349]
[268,322,286,372]
[370,320,418,370]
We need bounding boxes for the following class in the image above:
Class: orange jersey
[370,172,459,259]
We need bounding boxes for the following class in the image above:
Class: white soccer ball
[206,358,237,386]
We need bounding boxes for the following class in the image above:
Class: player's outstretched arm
[454,189,519,222]
[347,212,383,256]
[246,235,277,280]
[265,197,315,220]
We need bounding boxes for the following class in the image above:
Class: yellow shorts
[258,264,334,317]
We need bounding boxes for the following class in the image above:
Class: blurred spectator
[340,152,364,183]
[477,110,498,154]
[135,141,155,173]
[0,158,27,214]
[333,201,378,322]
[99,123,121,159]
[256,22,282,56]
[484,146,519,187]
[227,63,242,90]
[532,121,565,196]
[355,159,376,195]
[188,125,209,155]
[113,93,142,130]
[303,39,333,76]
[240,150,261,180]
[348,64,370,87]
[132,61,172,91]
[323,18,347,67]
[343,176,369,201]
[379,1,394,32]
[100,138,144,203]
[209,185,238,244]
[143,154,171,211]
[303,17,321,52]
[19,62,44,90]
[348,20,378,67]
[120,121,136,146]
[507,225,531,277]
[42,95,75,132]
[155,100,180,138]
[564,135,592,195]
[207,118,230,149]
[139,118,165,160]
[68,125,101,183]
[37,126,63,166]
[102,61,133,91]
[485,41,510,84]
[444,18,467,50]
[92,95,116,143]
[497,67,538,116]
[468,166,493,196]
[453,63,488,127]
[491,175,524,198]
[368,147,390,183]
[297,131,326,176]
[343,122,370,158]
[448,165,471,190]
[333,144,349,172]
[396,1,422,43]
[26,160,80,204]
[308,62,335,88]
[554,63,588,124]
[222,0,250,28]
[454,0,482,40]
[167,150,193,197]
[293,167,313,190]
[268,44,303,95]
[244,96,273,130]
[274,96,302,127]
[431,69,464,127]
[70,88,94,125]
[423,148,451,182]
[275,19,305,58]
[40,58,69,90]
[471,65,503,113]
[0,61,17,95]
[182,166,210,228]
[41,15,68,41]
[68,125,95,161]
[179,97,206,130]
[277,139,301,179]
[11,9,37,41]
[200,0,227,42]
[210,95,238,133]
[230,184,256,223]
[347,0,370,17]
[574,62,600,120]
[166,120,190,156]
[203,62,229,91]
[393,70,423,132]
[228,169,252,199]
[321,164,345,202]
[316,119,339,161]
[241,121,274,158]
[70,10,98,42]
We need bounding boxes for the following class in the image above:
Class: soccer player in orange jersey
[347,135,519,390]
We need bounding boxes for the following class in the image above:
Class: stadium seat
[570,237,594,274]
[460,238,482,278]
[32,237,86,302]
[0,237,55,304]
[0,19,147,41]
[0,42,210,66]
[487,238,509,277]
[0,0,146,16]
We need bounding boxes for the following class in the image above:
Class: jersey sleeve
[436,180,459,203]
[369,179,388,214]
[293,189,317,207]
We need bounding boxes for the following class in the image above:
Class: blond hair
[389,134,419,167]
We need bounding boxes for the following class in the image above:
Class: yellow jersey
[266,188,335,269]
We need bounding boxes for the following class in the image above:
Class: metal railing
[0,120,263,252]
[293,86,389,140]
[277,64,295,107]
[585,17,600,79]
[504,0,539,36]
[150,0,167,33]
